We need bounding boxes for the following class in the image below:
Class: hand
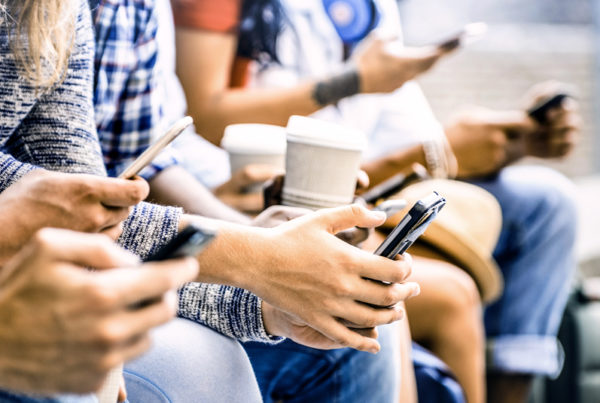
[262,301,385,350]
[242,204,420,353]
[262,174,371,247]
[445,107,536,178]
[0,170,149,262]
[214,164,284,213]
[521,81,581,158]
[0,228,198,396]
[354,36,451,94]
[252,205,312,228]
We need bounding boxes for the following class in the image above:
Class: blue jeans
[243,323,400,403]
[0,392,96,403]
[471,166,577,376]
[123,318,262,403]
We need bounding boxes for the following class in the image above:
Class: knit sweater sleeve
[0,0,278,343]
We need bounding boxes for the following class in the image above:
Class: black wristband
[312,69,360,106]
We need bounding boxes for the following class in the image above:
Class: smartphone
[118,116,193,179]
[527,93,569,124]
[361,163,429,205]
[374,192,446,259]
[436,22,488,52]
[145,224,216,262]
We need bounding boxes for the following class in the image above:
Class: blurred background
[397,1,600,401]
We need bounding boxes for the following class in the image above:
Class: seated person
[0,0,418,401]
[172,1,579,402]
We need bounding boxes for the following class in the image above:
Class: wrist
[261,301,284,337]
[312,67,360,106]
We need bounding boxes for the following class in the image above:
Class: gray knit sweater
[0,0,275,343]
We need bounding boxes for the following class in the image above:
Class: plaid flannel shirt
[91,0,179,179]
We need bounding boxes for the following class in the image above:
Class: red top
[171,0,251,87]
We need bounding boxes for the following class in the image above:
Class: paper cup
[282,115,366,209]
[221,123,286,173]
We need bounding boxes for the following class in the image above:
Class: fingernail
[371,211,387,221]
[410,284,421,297]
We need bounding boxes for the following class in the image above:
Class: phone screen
[374,192,446,260]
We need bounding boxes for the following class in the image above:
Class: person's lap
[243,323,400,403]
[124,317,262,403]
[469,165,577,376]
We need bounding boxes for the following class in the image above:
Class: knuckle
[381,289,398,307]
[334,279,353,297]
[96,321,125,347]
[348,203,364,218]
[361,315,378,329]
[90,286,119,309]
[31,228,56,253]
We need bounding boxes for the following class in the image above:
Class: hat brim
[418,222,504,303]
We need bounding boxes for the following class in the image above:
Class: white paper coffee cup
[221,124,286,192]
[283,115,366,209]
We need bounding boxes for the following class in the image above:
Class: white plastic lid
[221,124,287,155]
[286,115,366,151]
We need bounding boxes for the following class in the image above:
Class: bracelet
[422,129,457,179]
[312,68,360,106]
[422,139,446,179]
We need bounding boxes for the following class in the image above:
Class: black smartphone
[374,192,446,260]
[527,93,569,124]
[145,224,216,262]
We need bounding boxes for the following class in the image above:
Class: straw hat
[381,179,504,303]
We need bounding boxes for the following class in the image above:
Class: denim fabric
[471,165,577,376]
[123,318,262,403]
[0,391,96,403]
[243,323,400,403]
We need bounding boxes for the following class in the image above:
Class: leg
[406,254,486,403]
[243,323,400,403]
[124,318,261,403]
[470,166,578,402]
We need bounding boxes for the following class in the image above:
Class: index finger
[95,258,199,308]
[92,176,150,207]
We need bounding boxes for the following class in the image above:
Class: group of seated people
[0,0,581,402]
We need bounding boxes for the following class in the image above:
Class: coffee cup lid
[221,124,287,155]
[286,115,366,151]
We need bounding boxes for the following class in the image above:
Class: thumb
[313,204,386,234]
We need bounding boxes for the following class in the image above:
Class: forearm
[186,84,319,145]
[178,213,271,289]
[178,282,281,343]
[361,144,427,187]
[148,166,251,224]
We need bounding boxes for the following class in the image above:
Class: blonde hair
[3,0,77,88]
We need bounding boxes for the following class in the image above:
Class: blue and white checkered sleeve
[138,144,182,181]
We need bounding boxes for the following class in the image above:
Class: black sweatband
[312,69,360,106]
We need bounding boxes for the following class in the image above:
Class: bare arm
[176,29,319,145]
[147,165,251,224]
[176,29,449,146]
[361,144,427,187]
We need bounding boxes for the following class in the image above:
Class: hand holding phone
[374,192,446,259]
[118,116,193,179]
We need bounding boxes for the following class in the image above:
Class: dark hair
[237,0,285,64]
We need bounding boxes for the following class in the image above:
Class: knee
[424,261,482,320]
[125,318,260,402]
[528,168,578,243]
